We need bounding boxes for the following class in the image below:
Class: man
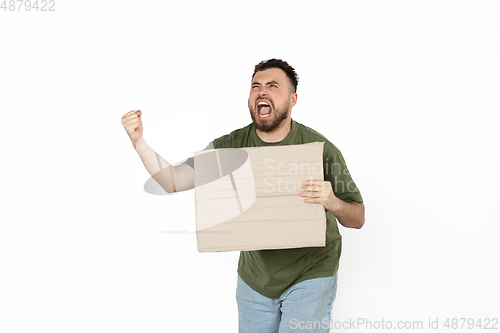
[121,59,364,332]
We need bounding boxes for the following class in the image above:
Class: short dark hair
[252,59,299,93]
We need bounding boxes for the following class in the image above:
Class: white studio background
[1,1,499,332]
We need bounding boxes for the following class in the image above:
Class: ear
[290,93,298,107]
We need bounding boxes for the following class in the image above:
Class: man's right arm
[121,110,194,193]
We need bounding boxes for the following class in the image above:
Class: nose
[256,87,268,98]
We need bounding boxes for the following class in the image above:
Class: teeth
[258,102,270,106]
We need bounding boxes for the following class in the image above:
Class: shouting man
[121,59,364,333]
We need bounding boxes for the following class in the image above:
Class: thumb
[136,110,142,117]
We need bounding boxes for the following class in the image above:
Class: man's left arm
[300,180,365,229]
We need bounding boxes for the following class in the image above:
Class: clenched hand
[121,110,143,149]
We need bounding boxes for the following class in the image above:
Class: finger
[303,197,320,204]
[300,191,321,198]
[121,113,139,124]
[136,110,142,117]
[300,185,321,192]
[301,180,323,186]
[123,118,139,128]
[122,110,137,119]
[122,113,141,124]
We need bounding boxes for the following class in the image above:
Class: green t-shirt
[184,119,363,299]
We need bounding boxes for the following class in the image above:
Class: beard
[249,99,290,133]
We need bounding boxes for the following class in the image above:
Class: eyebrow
[251,80,280,86]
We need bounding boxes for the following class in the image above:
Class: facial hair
[249,98,290,133]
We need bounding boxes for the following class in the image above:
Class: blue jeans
[236,273,338,333]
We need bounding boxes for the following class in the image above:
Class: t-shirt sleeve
[181,141,215,169]
[323,144,363,203]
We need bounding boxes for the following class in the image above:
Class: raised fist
[121,110,143,149]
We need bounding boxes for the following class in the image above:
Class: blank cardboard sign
[194,142,326,252]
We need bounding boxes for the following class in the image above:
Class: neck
[255,118,292,143]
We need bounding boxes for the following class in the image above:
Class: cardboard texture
[194,142,326,252]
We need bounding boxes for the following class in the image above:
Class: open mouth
[257,101,272,118]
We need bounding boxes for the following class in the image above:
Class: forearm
[135,136,194,193]
[329,200,365,229]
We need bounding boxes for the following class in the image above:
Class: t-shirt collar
[251,119,297,146]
